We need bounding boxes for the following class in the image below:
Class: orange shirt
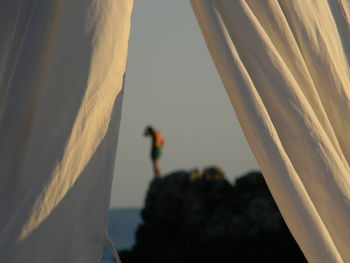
[154,131,164,147]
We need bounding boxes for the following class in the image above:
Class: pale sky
[111,0,258,208]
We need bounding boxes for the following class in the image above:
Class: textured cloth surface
[0,0,132,262]
[190,1,350,262]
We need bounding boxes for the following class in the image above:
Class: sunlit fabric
[190,0,350,262]
[0,0,132,262]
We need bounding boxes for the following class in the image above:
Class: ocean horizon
[101,208,142,263]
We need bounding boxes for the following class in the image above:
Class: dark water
[101,208,141,263]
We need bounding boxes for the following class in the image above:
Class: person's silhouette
[144,126,164,177]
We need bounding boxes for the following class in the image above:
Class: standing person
[144,126,164,177]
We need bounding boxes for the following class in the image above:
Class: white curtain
[0,0,132,262]
[190,0,350,262]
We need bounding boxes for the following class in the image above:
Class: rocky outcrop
[120,167,306,263]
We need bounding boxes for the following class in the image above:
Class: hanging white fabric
[0,0,132,262]
[190,0,350,262]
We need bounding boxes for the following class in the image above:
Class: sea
[101,208,142,263]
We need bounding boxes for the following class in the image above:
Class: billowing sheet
[0,0,132,262]
[190,1,350,262]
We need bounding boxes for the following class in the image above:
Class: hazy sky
[111,0,258,208]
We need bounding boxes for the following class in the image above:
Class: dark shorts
[151,146,162,161]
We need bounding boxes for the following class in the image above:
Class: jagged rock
[120,167,307,263]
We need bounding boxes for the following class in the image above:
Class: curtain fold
[0,0,133,262]
[190,1,350,262]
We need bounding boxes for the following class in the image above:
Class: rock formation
[120,167,306,262]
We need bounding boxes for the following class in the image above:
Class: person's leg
[153,160,161,177]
